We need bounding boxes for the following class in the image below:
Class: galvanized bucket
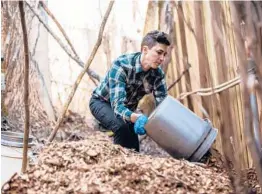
[1,131,34,148]
[1,131,34,186]
[145,95,218,162]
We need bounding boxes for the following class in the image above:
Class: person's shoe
[105,131,114,137]
[96,122,114,137]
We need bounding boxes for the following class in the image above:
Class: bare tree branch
[39,1,77,56]
[39,1,99,85]
[47,1,114,143]
[19,1,30,173]
[24,1,101,82]
[167,63,191,91]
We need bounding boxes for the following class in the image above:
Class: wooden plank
[167,49,178,97]
[158,1,175,74]
[194,1,213,118]
[181,2,202,116]
[143,0,159,35]
[174,2,193,110]
[225,1,250,168]
[202,1,222,152]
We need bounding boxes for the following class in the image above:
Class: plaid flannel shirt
[93,52,167,122]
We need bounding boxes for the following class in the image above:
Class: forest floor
[1,111,261,194]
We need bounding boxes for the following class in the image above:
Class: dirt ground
[1,111,261,194]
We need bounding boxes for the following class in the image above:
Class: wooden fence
[144,1,262,169]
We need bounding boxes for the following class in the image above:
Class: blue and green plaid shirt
[93,52,167,122]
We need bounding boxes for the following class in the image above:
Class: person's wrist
[131,113,142,123]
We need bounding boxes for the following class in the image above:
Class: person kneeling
[89,30,170,152]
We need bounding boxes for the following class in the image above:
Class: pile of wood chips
[245,168,261,193]
[2,134,232,194]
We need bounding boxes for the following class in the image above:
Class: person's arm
[109,62,141,123]
[153,71,168,106]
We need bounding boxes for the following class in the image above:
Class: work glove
[134,115,148,135]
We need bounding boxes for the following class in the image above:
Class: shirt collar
[135,53,144,74]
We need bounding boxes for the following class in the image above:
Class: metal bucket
[1,131,34,148]
[145,95,218,162]
[1,131,34,186]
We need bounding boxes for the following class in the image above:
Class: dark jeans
[89,95,139,152]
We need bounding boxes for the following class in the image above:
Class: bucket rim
[1,131,34,141]
[189,128,218,162]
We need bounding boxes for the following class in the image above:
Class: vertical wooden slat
[174,2,193,110]
[167,40,180,97]
[194,1,213,118]
[208,2,247,191]
[224,1,250,168]
[158,0,165,31]
[143,0,159,35]
[166,49,178,97]
[158,1,174,74]
[252,2,262,133]
[181,2,202,116]
[202,1,222,152]
[168,3,184,100]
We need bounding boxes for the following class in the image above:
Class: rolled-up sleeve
[153,74,168,106]
[109,63,133,122]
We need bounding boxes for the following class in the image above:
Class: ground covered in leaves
[2,133,233,194]
[1,111,261,193]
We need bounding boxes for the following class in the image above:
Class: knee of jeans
[89,97,94,107]
[89,97,98,113]
[89,102,94,115]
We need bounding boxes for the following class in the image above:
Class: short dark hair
[141,30,171,51]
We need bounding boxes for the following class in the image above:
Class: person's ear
[142,46,149,54]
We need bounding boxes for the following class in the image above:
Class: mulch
[1,111,261,193]
[2,133,232,194]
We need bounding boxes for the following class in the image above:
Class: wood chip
[2,136,234,194]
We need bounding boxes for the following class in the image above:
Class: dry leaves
[244,168,262,193]
[2,136,232,194]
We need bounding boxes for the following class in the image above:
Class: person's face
[142,43,168,69]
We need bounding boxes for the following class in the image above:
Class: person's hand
[134,115,148,135]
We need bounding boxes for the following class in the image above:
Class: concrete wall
[29,4,56,121]
[34,0,148,121]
